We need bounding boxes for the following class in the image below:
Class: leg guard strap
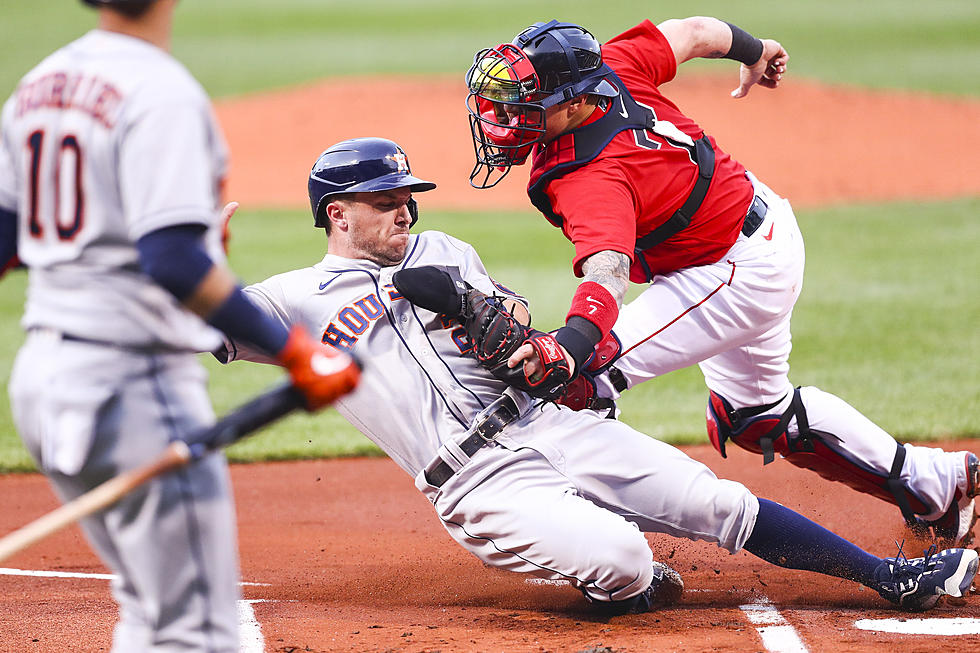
[886,443,920,525]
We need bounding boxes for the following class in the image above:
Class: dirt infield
[2,75,980,652]
[2,444,979,652]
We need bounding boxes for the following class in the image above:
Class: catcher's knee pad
[706,388,930,523]
[706,389,803,464]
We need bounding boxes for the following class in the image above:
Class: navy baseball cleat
[916,452,979,548]
[593,562,684,615]
[874,545,979,611]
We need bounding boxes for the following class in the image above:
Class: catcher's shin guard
[706,389,930,524]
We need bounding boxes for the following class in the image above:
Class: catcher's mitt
[390,266,573,400]
[461,291,572,400]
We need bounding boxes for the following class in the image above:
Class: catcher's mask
[465,20,618,188]
[308,137,436,229]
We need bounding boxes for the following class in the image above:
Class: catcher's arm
[508,250,628,381]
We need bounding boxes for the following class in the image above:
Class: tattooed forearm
[581,250,630,307]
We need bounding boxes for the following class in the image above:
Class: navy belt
[424,395,520,488]
[741,195,769,237]
[30,328,178,354]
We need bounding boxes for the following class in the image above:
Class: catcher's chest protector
[526,72,715,273]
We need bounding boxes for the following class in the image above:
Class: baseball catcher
[393,265,572,401]
[463,17,979,549]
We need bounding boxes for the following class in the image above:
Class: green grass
[1,198,976,471]
[2,0,979,97]
[1,1,978,471]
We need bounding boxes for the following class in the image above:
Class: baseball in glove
[392,266,573,400]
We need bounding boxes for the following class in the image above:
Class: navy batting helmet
[465,20,617,188]
[308,137,436,228]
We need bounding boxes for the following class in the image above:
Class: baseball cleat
[874,545,979,611]
[915,452,979,548]
[594,561,684,615]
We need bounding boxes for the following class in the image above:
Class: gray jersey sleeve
[220,278,295,366]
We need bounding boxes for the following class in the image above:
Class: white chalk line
[0,567,269,585]
[523,577,719,593]
[739,598,809,653]
[2,567,271,652]
[0,567,116,580]
[854,617,980,636]
[238,599,269,653]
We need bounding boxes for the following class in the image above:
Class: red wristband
[566,281,618,339]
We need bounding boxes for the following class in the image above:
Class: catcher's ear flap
[392,266,468,317]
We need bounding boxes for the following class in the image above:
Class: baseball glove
[462,291,572,400]
[390,266,572,400]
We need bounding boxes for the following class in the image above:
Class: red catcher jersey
[528,20,754,281]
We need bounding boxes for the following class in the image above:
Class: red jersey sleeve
[602,20,677,87]
[546,160,637,277]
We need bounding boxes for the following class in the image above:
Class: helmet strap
[547,28,582,84]
[515,19,559,46]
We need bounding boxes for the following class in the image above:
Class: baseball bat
[0,381,305,564]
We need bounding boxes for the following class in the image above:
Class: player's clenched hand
[507,339,576,384]
[277,325,361,410]
[731,39,788,98]
[219,201,238,254]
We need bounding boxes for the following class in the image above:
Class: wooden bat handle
[0,380,305,564]
[0,442,191,563]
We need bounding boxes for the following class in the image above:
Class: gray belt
[424,395,520,488]
[740,195,769,237]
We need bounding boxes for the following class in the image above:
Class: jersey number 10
[25,129,85,241]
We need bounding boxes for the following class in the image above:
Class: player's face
[337,188,414,266]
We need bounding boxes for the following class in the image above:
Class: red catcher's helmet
[465,20,618,189]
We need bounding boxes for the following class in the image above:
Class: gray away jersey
[223,231,527,476]
[0,30,228,351]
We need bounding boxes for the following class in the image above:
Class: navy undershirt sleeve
[138,224,288,356]
[137,223,211,300]
[0,206,17,271]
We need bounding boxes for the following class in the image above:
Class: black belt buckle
[741,195,768,237]
[475,410,506,443]
[474,398,518,444]
[424,396,520,488]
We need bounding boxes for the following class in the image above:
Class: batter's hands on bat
[731,39,788,98]
[277,325,361,410]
